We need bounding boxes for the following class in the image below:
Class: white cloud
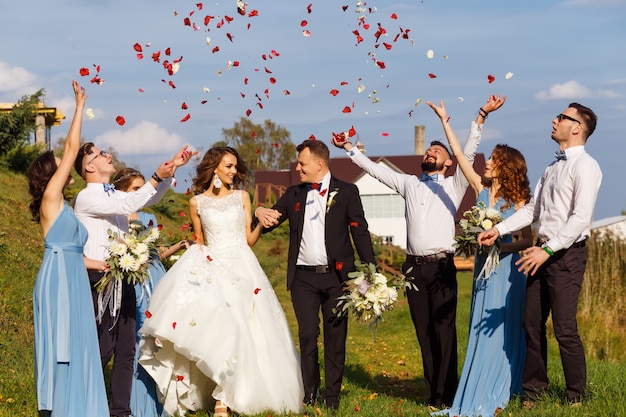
[535,80,621,101]
[93,120,185,156]
[0,61,40,99]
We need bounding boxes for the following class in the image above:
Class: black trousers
[290,269,347,406]
[403,255,458,406]
[522,245,587,401]
[89,271,136,416]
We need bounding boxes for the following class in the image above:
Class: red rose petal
[172,322,177,329]
[301,20,308,27]
[79,67,90,76]
[428,73,437,78]
[254,288,261,294]
[181,102,188,110]
[487,74,495,83]
[330,89,339,96]
[176,375,184,381]
[133,43,142,52]
[350,222,358,227]
[342,106,351,113]
[180,114,191,123]
[145,310,152,318]
[115,116,126,126]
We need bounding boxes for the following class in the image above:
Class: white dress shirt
[74,179,173,261]
[297,172,331,266]
[496,146,602,252]
[346,121,483,256]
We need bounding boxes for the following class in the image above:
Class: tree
[0,89,45,156]
[218,117,296,178]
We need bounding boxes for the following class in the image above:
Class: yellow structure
[0,102,65,149]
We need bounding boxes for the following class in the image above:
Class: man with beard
[331,94,505,408]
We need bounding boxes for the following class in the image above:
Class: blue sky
[1,0,625,219]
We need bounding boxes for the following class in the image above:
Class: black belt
[537,238,586,249]
[406,251,452,265]
[296,265,330,273]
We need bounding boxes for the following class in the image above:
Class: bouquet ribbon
[476,245,500,280]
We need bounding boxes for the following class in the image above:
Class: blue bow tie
[555,150,567,161]
[422,173,439,182]
[103,183,116,194]
[307,182,323,192]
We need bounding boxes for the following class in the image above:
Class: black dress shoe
[324,396,339,410]
[303,389,319,406]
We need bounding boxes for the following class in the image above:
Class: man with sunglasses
[73,142,197,417]
[479,103,602,407]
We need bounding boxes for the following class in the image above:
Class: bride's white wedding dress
[139,191,304,416]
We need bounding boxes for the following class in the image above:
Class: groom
[256,139,375,410]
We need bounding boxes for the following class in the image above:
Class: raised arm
[426,94,506,198]
[40,81,86,234]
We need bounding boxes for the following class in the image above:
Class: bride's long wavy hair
[482,144,531,211]
[192,147,249,195]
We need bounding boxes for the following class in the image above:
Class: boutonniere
[294,201,301,212]
[326,188,339,213]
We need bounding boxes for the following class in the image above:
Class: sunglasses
[87,150,108,165]
[556,113,581,124]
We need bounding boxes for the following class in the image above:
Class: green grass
[2,165,626,416]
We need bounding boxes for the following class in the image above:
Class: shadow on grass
[343,362,429,404]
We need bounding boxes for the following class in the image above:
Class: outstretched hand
[426,100,448,121]
[172,145,199,168]
[481,94,507,114]
[72,80,87,106]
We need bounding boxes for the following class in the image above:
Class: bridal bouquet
[334,261,415,339]
[454,202,502,279]
[95,220,160,322]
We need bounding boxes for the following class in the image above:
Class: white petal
[205,37,211,46]
[357,84,365,94]
[426,49,434,59]
[505,71,514,80]
[85,108,95,119]
[414,98,422,106]
[203,87,210,93]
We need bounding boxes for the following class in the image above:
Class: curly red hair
[483,144,531,211]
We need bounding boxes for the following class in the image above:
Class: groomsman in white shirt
[479,103,601,406]
[331,95,505,408]
[73,142,196,417]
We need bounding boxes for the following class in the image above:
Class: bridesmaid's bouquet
[95,220,160,322]
[334,261,415,340]
[454,202,503,279]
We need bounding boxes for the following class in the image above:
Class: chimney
[414,125,425,156]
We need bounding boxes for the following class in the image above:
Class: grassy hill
[1,167,626,416]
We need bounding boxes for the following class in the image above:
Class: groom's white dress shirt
[297,171,331,267]
[74,179,173,262]
[496,146,602,252]
[346,121,483,257]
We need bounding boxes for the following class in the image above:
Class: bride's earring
[213,173,222,189]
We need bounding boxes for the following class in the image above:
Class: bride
[139,147,304,416]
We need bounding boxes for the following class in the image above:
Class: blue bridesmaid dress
[437,189,527,416]
[33,203,108,417]
[130,212,169,417]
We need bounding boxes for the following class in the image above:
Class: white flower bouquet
[334,261,416,339]
[95,220,160,322]
[454,201,503,279]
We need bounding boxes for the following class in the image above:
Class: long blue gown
[33,203,108,417]
[130,212,169,417]
[438,189,526,416]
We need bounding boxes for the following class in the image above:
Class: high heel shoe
[214,401,230,417]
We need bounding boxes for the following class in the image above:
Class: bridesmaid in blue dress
[27,81,108,417]
[428,97,533,416]
[112,168,192,417]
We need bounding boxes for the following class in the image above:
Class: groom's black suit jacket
[266,176,376,289]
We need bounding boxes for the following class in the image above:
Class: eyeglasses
[556,113,581,124]
[87,150,108,165]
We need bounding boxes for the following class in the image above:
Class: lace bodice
[196,191,246,248]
